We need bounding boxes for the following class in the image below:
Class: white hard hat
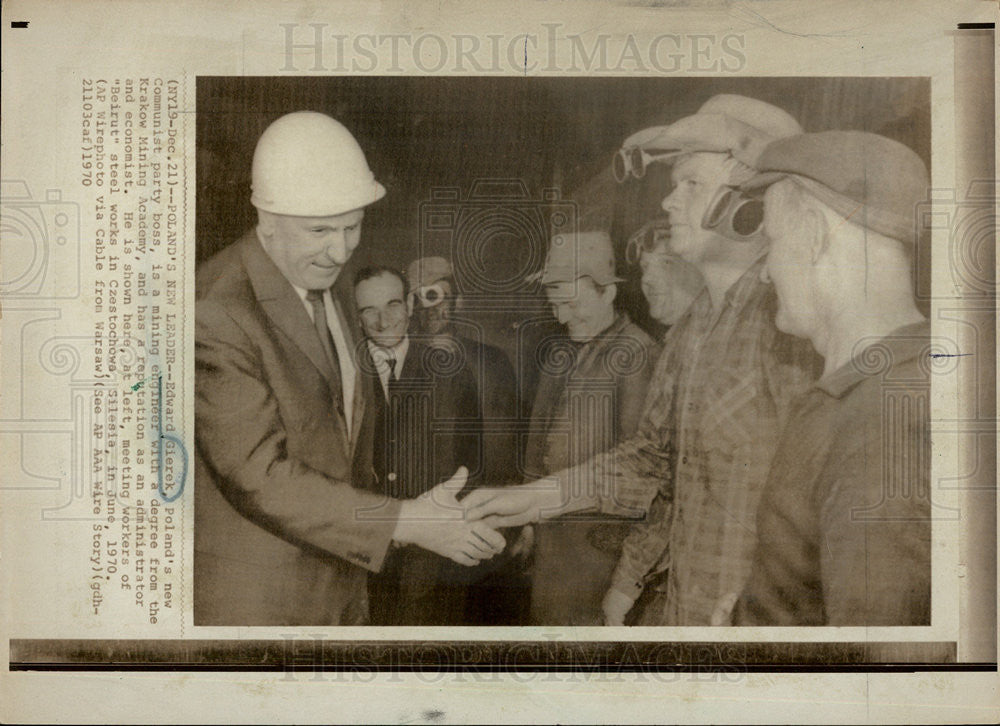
[251,111,386,217]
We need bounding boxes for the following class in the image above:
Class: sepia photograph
[194,76,936,630]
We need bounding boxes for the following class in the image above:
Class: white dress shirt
[366,336,409,399]
[291,285,357,439]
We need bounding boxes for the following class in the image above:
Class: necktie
[305,289,343,391]
[373,349,397,398]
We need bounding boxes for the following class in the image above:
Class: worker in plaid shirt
[464,94,821,626]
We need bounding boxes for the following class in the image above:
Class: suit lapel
[332,295,366,457]
[240,233,334,384]
[398,340,427,381]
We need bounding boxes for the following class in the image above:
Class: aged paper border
[1,0,997,722]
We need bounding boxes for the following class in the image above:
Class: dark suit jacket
[364,338,481,625]
[451,332,519,486]
[368,338,482,498]
[194,230,399,626]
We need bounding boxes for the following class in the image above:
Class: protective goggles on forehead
[625,218,672,265]
[408,282,450,309]
[700,186,765,242]
[613,146,678,183]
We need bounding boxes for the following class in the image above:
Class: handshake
[393,466,647,626]
[391,466,572,566]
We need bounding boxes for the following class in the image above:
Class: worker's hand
[601,588,637,626]
[506,524,535,560]
[393,467,506,566]
[462,483,566,529]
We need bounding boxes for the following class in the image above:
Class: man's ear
[803,206,831,265]
[406,293,415,317]
[257,210,275,239]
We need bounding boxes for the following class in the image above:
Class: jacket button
[387,472,397,482]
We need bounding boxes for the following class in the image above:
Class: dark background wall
[196,76,931,406]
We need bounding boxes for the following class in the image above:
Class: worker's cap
[742,130,929,245]
[527,231,623,286]
[614,94,803,181]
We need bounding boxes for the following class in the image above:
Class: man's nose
[553,304,570,324]
[661,192,677,215]
[323,230,348,264]
[759,264,772,284]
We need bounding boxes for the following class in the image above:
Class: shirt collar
[686,252,770,321]
[291,284,324,304]
[367,335,409,370]
[817,320,931,398]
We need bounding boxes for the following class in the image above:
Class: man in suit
[354,266,483,625]
[405,256,520,486]
[405,255,529,625]
[194,111,503,626]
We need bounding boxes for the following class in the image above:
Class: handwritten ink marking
[929,352,972,359]
[156,374,188,502]
[130,373,154,392]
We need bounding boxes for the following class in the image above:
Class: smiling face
[258,208,364,290]
[660,152,733,267]
[544,277,616,343]
[355,271,411,349]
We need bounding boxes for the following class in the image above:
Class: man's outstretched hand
[461,483,569,529]
[393,467,506,566]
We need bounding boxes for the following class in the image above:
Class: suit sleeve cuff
[348,496,403,574]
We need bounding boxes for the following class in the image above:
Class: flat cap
[622,94,803,167]
[743,130,929,244]
[528,231,624,286]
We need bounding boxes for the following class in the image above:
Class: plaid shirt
[585,255,820,625]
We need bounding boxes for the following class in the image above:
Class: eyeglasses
[613,146,678,183]
[625,219,672,265]
[701,186,764,241]
[408,283,449,309]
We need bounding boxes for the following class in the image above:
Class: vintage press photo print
[1,0,997,723]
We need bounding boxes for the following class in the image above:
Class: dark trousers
[368,546,468,626]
